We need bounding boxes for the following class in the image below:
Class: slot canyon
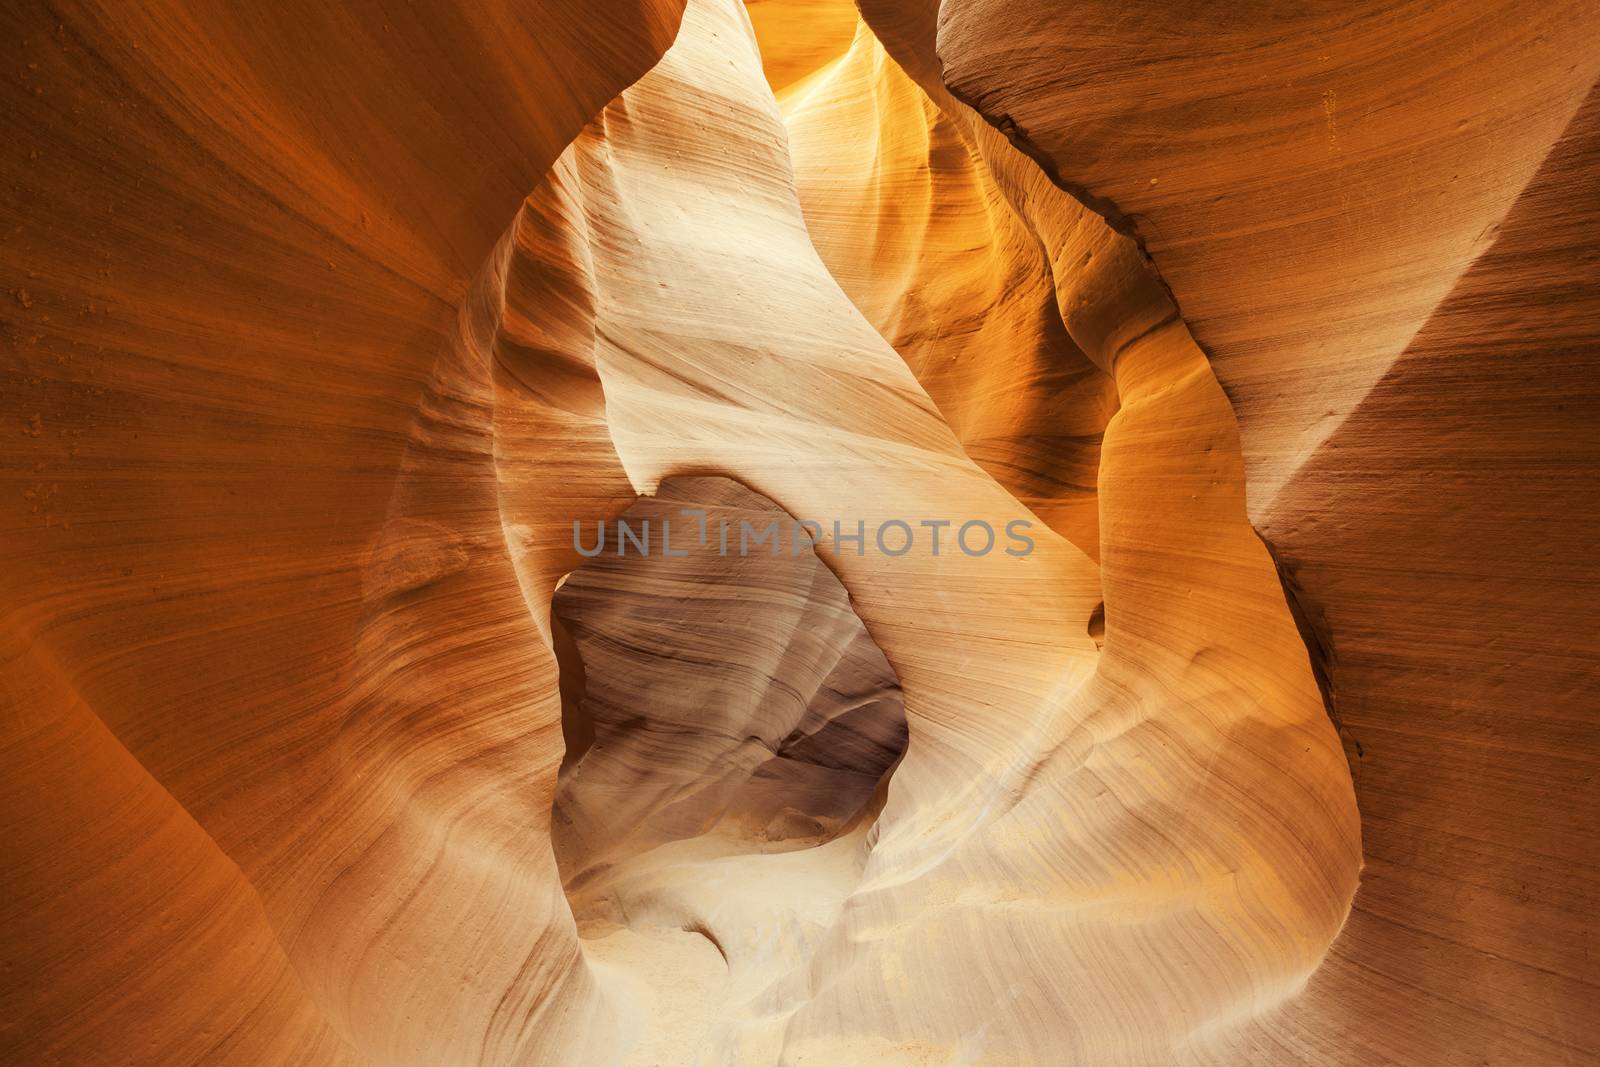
[2,1,1597,1064]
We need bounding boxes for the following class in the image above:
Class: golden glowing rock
[2,0,1594,1063]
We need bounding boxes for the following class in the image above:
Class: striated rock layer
[1,0,687,1062]
[2,0,1595,1064]
[908,1,1600,1060]
[934,0,1600,508]
[552,475,906,877]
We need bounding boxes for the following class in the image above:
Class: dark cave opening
[547,475,908,893]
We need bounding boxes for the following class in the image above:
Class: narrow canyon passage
[548,477,906,1060]
[3,0,1596,1064]
[477,0,1358,1060]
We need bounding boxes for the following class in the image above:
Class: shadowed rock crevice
[549,474,906,893]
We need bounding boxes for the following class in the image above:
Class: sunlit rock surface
[2,0,1594,1064]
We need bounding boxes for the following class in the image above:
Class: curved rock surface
[552,475,906,877]
[1,0,685,1062]
[934,0,1600,508]
[2,0,1594,1064]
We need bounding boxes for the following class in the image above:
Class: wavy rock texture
[1232,86,1600,1065]
[934,0,1600,509]
[910,3,1600,1061]
[1,0,685,1063]
[552,475,906,875]
[546,477,908,1063]
[2,0,1595,1065]
[781,23,1117,560]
